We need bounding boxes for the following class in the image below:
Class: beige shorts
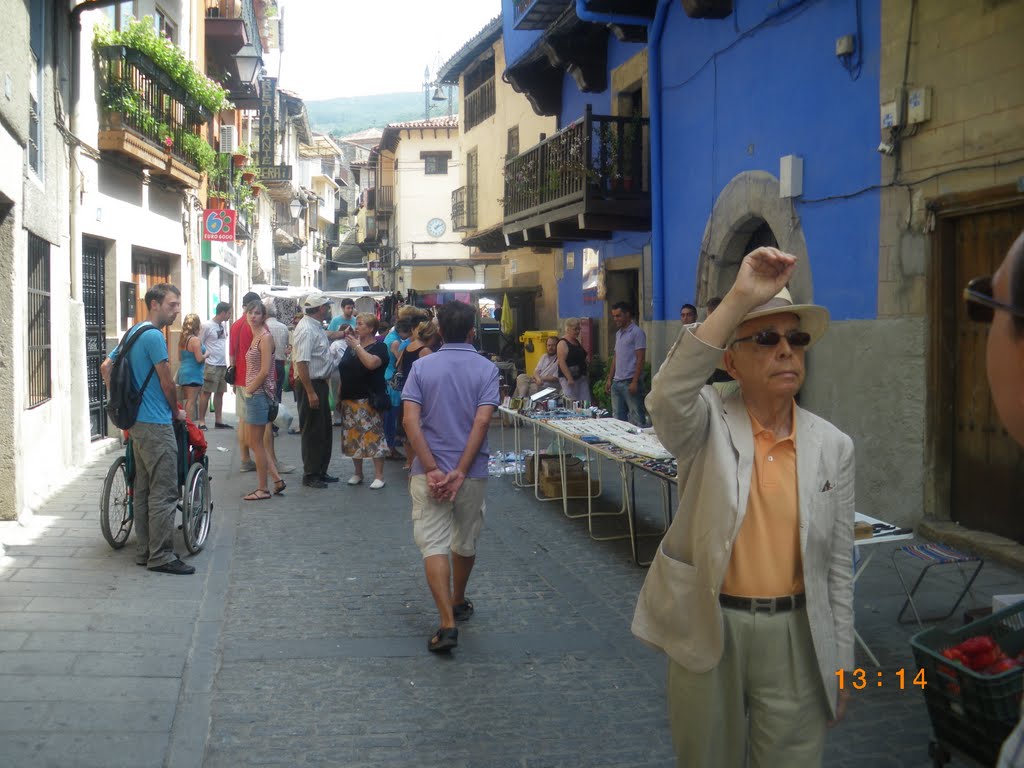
[233,385,248,421]
[203,365,228,394]
[410,474,487,558]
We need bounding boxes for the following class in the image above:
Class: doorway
[605,264,639,354]
[132,248,173,344]
[937,205,1024,540]
[83,238,107,439]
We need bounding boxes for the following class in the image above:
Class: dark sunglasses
[963,275,1024,324]
[732,329,811,348]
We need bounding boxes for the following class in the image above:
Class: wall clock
[427,217,446,237]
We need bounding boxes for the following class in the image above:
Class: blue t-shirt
[383,328,399,380]
[327,314,357,332]
[108,322,171,425]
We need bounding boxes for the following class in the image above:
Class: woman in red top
[242,300,284,500]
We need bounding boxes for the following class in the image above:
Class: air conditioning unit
[219,125,238,154]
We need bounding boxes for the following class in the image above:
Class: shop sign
[203,209,236,242]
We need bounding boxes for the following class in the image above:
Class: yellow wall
[460,39,557,235]
[878,0,1024,317]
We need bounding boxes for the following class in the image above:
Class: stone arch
[696,171,812,306]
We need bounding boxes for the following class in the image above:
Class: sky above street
[275,0,503,101]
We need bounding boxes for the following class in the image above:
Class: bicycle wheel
[181,462,211,554]
[100,456,133,549]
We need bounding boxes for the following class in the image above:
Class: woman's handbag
[224,365,237,385]
[267,399,280,422]
[389,369,406,392]
[370,389,391,412]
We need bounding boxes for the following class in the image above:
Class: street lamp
[288,198,303,219]
[233,44,262,86]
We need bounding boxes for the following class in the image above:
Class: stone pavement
[1,410,1023,767]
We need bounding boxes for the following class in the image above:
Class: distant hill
[306,92,457,138]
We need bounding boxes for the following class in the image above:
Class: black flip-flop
[428,627,458,653]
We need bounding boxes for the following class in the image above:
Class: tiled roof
[436,16,503,85]
[385,115,460,130]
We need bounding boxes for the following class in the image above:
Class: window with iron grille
[26,233,52,408]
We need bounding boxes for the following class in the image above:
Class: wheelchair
[99,421,212,555]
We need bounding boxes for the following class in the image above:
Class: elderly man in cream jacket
[633,247,854,767]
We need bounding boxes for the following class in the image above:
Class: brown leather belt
[719,593,806,615]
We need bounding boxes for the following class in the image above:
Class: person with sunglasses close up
[632,246,854,767]
[975,233,1024,768]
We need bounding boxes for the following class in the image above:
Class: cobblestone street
[2,417,1023,767]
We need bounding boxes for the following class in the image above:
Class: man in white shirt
[514,336,560,397]
[292,293,339,488]
[198,302,231,429]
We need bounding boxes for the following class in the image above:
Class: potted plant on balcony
[207,192,229,211]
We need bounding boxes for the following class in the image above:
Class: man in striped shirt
[292,294,338,488]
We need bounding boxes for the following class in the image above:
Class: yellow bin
[519,330,559,377]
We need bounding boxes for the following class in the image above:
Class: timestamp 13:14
[836,668,927,690]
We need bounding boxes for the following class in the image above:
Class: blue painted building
[502,0,880,327]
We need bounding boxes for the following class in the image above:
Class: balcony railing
[464,79,496,132]
[513,0,572,30]
[503,106,649,223]
[205,0,242,18]
[452,186,477,231]
[376,185,394,213]
[97,45,210,178]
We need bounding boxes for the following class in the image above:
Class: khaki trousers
[667,605,828,768]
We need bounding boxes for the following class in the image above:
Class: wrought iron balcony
[513,0,572,30]
[452,186,477,232]
[502,105,650,244]
[464,79,496,132]
[96,45,209,188]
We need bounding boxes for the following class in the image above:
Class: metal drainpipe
[648,0,671,323]
[572,0,671,322]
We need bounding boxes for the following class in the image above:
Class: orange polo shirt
[720,404,805,598]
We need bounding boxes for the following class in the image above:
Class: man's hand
[425,468,448,497]
[431,469,466,501]
[628,380,638,395]
[731,247,797,310]
[307,390,320,409]
[175,409,187,422]
[827,688,850,728]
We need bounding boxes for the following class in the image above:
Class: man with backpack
[100,283,195,575]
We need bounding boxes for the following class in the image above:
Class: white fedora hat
[717,288,830,371]
[731,286,830,346]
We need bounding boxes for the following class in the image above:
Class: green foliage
[588,356,611,411]
[180,132,217,175]
[94,17,232,114]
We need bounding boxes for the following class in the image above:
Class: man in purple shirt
[402,300,500,653]
[606,301,649,426]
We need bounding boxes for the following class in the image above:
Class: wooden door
[951,207,1024,540]
[131,251,172,345]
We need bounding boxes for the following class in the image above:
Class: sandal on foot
[453,600,474,622]
[273,479,287,495]
[243,489,272,501]
[428,627,458,653]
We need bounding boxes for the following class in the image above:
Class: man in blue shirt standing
[101,284,194,575]
[606,301,649,426]
[327,297,357,332]
[402,301,499,653]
